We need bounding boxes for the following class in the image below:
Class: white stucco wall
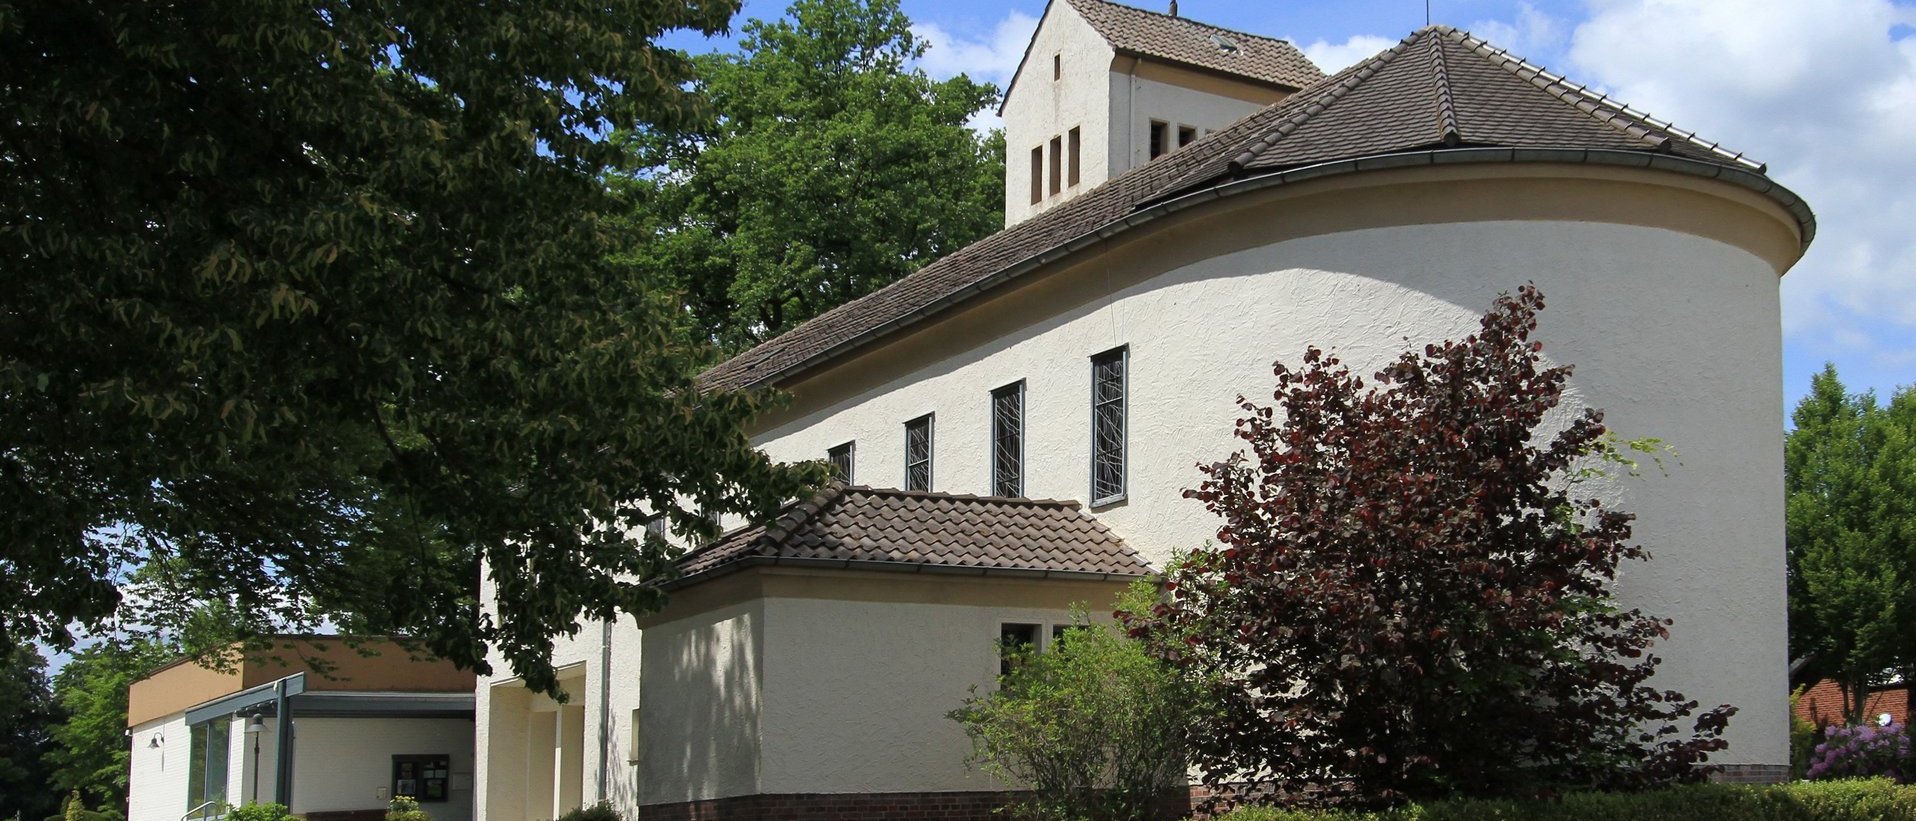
[1109,62,1285,174]
[636,599,763,806]
[749,170,1794,768]
[757,595,1094,794]
[293,717,475,821]
[1002,1,1113,226]
[129,716,190,821]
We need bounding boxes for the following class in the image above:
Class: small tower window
[1179,125,1197,148]
[1149,120,1169,159]
[1068,127,1081,187]
[1049,136,1063,195]
[1030,145,1043,205]
[1053,53,1062,80]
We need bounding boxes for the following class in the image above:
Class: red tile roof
[700,26,1812,394]
[669,485,1153,587]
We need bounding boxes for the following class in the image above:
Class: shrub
[1807,722,1912,781]
[1201,778,1916,820]
[223,804,295,821]
[385,796,430,821]
[45,790,122,821]
[949,595,1205,821]
[1790,686,1820,780]
[554,802,625,821]
[1128,286,1733,808]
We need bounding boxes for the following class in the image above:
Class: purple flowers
[1806,722,1914,782]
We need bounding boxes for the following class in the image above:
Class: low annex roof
[1067,0,1324,91]
[700,26,1814,394]
[668,485,1153,587]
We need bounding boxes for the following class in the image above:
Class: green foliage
[1,646,61,821]
[385,796,430,821]
[1785,365,1916,723]
[554,801,626,821]
[44,790,121,821]
[49,637,178,813]
[1791,686,1821,780]
[948,592,1204,821]
[222,804,295,821]
[0,0,818,693]
[621,0,1004,351]
[1201,779,1916,820]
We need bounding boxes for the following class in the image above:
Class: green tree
[49,638,178,814]
[623,0,1004,351]
[0,645,61,821]
[0,0,816,692]
[1785,365,1916,724]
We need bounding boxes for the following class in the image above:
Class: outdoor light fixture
[148,735,163,749]
[246,715,267,801]
[245,716,265,734]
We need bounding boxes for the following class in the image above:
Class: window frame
[904,413,934,491]
[1067,127,1082,187]
[1048,135,1063,195]
[990,380,1026,498]
[1052,53,1062,80]
[1148,120,1169,159]
[828,441,855,484]
[185,719,230,818]
[1089,346,1128,507]
[1029,145,1043,205]
[999,621,1041,676]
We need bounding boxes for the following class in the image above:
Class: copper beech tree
[1127,286,1734,807]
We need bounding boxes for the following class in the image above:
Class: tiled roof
[1067,0,1323,91]
[669,485,1153,586]
[701,26,1806,393]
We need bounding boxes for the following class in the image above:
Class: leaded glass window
[991,381,1025,497]
[1090,347,1126,504]
[828,441,854,483]
[905,414,933,491]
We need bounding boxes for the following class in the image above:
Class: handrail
[180,801,220,821]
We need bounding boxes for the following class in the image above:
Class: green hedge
[1203,779,1916,821]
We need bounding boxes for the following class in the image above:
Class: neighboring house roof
[701,26,1815,393]
[668,484,1153,587]
[1067,0,1324,90]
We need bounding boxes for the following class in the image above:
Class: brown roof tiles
[699,26,1808,394]
[1066,0,1324,91]
[669,485,1154,587]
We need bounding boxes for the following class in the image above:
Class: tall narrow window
[1052,53,1062,80]
[1030,146,1043,204]
[1090,347,1127,505]
[1067,127,1082,187]
[1048,136,1063,195]
[627,708,642,765]
[828,441,855,483]
[1179,125,1197,148]
[186,720,230,818]
[991,381,1025,497]
[905,414,933,491]
[1148,120,1169,159]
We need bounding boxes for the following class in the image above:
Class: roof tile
[1066,0,1323,90]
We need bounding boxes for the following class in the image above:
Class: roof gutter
[660,555,1150,592]
[757,147,1814,392]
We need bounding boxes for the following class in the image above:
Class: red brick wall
[637,790,1194,821]
[1796,678,1911,727]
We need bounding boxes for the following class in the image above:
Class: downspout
[595,619,611,801]
[272,679,293,807]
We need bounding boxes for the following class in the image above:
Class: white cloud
[912,10,1040,88]
[1300,34,1398,73]
[1467,2,1563,59]
[1562,0,1916,378]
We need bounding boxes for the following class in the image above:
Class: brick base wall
[1709,763,1791,784]
[638,790,1194,821]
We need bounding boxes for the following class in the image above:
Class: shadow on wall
[632,602,761,808]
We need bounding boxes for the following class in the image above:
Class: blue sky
[668,0,1916,415]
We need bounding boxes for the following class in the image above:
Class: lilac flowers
[1807,722,1914,782]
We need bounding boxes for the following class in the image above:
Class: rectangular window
[645,514,667,541]
[185,720,230,818]
[991,381,1025,497]
[1067,127,1081,187]
[1000,622,1039,676]
[828,441,855,484]
[1090,346,1127,505]
[1052,53,1062,80]
[905,414,933,491]
[1030,145,1043,204]
[1149,120,1169,159]
[1179,125,1197,147]
[1048,136,1063,195]
[628,708,642,765]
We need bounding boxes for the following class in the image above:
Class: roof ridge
[851,485,1083,509]
[1067,0,1306,50]
[1443,27,1764,171]
[1227,30,1416,173]
[1427,30,1461,147]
